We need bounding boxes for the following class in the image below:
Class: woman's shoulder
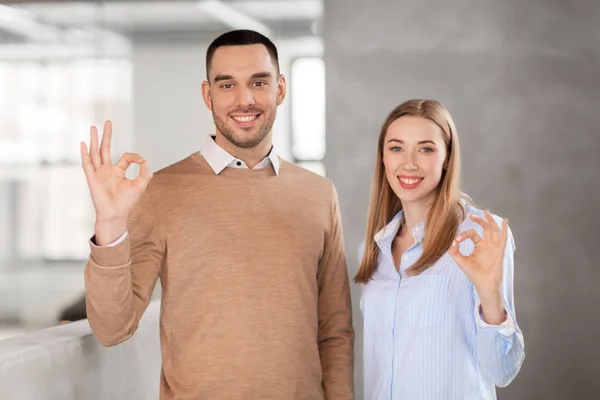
[460,204,515,248]
[460,204,505,232]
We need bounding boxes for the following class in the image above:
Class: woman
[356,99,525,400]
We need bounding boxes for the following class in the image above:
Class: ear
[276,74,287,106]
[201,80,212,111]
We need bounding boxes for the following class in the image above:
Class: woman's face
[382,116,448,208]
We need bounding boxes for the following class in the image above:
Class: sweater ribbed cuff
[89,234,131,267]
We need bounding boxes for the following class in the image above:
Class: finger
[495,219,510,261]
[469,215,490,238]
[470,210,498,231]
[501,218,509,246]
[100,120,113,165]
[115,152,145,171]
[472,210,501,243]
[483,210,503,242]
[89,126,101,169]
[455,229,483,244]
[470,214,490,229]
[448,240,474,274]
[80,142,95,179]
[470,211,498,232]
[136,160,154,192]
[484,209,501,231]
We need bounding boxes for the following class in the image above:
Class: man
[80,29,354,399]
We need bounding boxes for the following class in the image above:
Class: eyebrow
[387,139,437,145]
[213,72,273,83]
[250,72,273,80]
[213,74,234,83]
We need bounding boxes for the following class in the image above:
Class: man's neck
[214,132,273,169]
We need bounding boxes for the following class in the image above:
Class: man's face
[202,44,286,149]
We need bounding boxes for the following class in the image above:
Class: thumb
[136,160,154,192]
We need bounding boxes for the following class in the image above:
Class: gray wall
[323,1,600,399]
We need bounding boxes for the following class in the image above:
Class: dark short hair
[205,29,280,81]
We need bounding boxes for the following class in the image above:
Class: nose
[236,86,255,108]
[402,153,418,171]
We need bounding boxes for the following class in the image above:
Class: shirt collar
[200,135,280,175]
[374,210,426,245]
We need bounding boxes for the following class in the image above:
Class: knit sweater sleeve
[84,187,165,347]
[316,181,355,399]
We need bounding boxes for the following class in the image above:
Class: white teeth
[232,115,257,122]
[400,178,422,184]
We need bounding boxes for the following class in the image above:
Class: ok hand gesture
[80,121,152,244]
[449,210,508,297]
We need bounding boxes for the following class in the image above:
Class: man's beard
[212,106,276,149]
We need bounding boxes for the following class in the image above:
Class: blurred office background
[0,1,598,399]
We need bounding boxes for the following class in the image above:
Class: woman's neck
[399,199,431,237]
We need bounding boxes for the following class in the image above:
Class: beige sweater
[84,153,354,400]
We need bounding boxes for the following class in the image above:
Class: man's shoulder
[154,153,203,176]
[279,160,338,209]
[280,159,331,188]
[145,153,209,194]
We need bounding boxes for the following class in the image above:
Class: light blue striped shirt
[360,205,525,400]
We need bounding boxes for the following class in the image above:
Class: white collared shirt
[360,206,525,399]
[201,135,280,175]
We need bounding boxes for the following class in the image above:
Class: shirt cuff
[474,298,515,337]
[90,230,128,248]
[88,230,130,267]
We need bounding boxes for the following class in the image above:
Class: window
[0,59,133,262]
[290,57,326,176]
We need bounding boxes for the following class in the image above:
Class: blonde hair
[354,99,470,283]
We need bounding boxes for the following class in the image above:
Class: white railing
[0,300,161,400]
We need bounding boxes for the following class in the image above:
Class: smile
[231,115,258,122]
[398,176,423,189]
[399,177,422,185]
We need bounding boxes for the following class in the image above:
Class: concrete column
[324,1,600,398]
